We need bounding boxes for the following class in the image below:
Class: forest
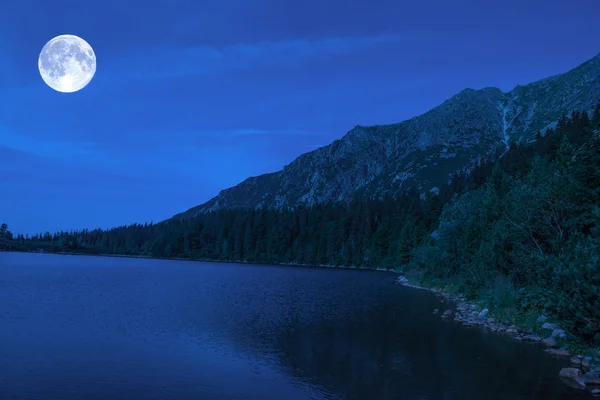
[3,104,600,344]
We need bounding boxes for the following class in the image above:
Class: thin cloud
[87,128,322,145]
[107,33,423,80]
[0,126,102,161]
[226,129,321,136]
[0,144,151,190]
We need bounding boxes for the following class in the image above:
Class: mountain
[176,53,600,218]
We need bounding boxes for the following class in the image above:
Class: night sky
[1,0,599,234]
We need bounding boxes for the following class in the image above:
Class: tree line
[9,104,600,343]
[0,223,13,250]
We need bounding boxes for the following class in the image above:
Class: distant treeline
[10,104,600,344]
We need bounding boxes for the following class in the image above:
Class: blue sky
[1,0,599,234]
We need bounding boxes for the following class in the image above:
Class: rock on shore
[395,275,600,394]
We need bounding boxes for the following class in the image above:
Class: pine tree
[0,223,7,250]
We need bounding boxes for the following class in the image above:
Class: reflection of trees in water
[195,271,584,399]
[267,293,584,400]
[271,304,438,399]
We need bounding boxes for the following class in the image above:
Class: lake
[0,252,592,399]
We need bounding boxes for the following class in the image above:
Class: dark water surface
[0,252,592,400]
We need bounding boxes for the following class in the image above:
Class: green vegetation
[0,223,13,250]
[8,104,600,345]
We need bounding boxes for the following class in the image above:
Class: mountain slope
[177,53,600,218]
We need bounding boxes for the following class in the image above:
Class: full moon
[38,34,96,93]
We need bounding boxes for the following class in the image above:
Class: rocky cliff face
[176,53,600,218]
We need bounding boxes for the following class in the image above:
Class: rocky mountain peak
[174,53,600,219]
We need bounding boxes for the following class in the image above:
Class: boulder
[542,337,557,348]
[571,356,583,366]
[551,329,566,338]
[396,276,409,284]
[542,322,558,330]
[441,310,453,319]
[522,334,542,342]
[560,367,582,379]
[536,315,547,324]
[546,348,571,357]
[433,309,439,314]
[582,371,600,385]
[505,325,518,334]
[477,309,489,319]
[582,357,592,369]
[559,368,586,389]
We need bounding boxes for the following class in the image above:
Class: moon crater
[38,34,96,93]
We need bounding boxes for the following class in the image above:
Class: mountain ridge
[175,52,600,219]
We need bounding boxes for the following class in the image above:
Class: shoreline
[395,276,600,393]
[7,249,599,392]
[6,249,397,273]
